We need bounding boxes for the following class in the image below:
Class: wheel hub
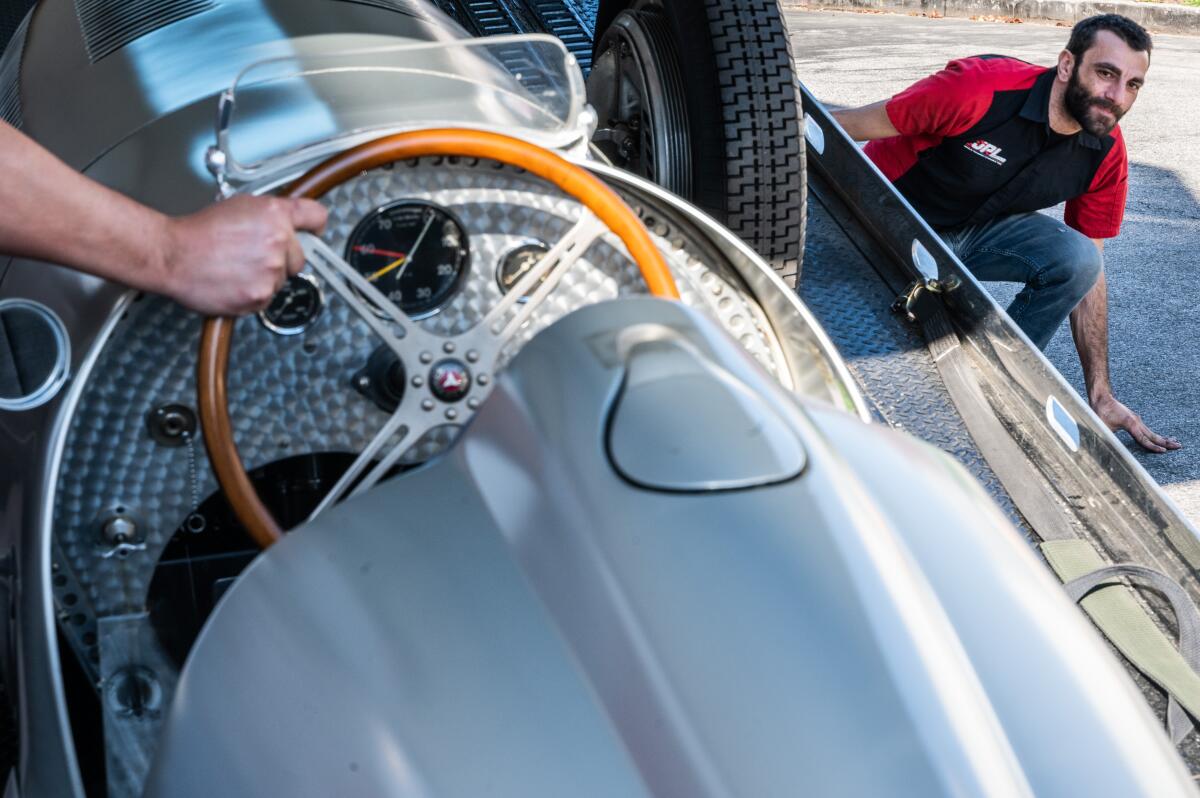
[586,7,691,198]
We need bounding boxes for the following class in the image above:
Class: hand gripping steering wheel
[198,129,680,548]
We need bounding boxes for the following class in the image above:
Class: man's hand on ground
[159,195,328,316]
[1092,393,1182,453]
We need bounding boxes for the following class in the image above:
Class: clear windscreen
[218,34,586,179]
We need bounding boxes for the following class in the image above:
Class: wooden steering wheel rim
[198,128,680,548]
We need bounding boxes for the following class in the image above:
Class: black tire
[590,0,806,287]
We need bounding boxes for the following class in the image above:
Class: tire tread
[699,0,806,284]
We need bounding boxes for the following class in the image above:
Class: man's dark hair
[1067,14,1153,61]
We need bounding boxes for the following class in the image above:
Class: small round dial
[258,272,323,335]
[497,243,551,300]
[345,201,470,318]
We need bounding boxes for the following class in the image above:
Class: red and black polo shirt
[864,55,1128,238]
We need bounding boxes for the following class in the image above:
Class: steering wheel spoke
[305,406,411,522]
[300,232,442,358]
[482,211,607,342]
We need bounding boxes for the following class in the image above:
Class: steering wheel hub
[429,359,471,402]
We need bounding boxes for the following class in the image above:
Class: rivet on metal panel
[146,404,197,447]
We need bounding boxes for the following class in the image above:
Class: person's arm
[831,101,901,142]
[1071,239,1181,452]
[832,59,998,144]
[0,120,327,316]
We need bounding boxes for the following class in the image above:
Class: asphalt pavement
[785,8,1200,523]
[781,0,1200,37]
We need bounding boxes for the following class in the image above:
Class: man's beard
[1064,64,1124,137]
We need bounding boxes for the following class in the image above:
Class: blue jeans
[938,213,1103,350]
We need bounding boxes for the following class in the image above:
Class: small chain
[184,432,200,509]
[182,432,205,533]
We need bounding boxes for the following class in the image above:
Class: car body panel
[147,299,1191,796]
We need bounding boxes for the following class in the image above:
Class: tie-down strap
[1042,539,1200,745]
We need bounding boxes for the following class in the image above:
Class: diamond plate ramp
[800,189,1032,540]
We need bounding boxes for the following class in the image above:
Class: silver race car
[0,1,1197,796]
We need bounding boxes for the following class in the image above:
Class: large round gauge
[344,200,470,318]
[258,272,323,335]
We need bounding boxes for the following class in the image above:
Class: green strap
[1042,539,1200,744]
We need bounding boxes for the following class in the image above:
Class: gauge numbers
[345,200,470,318]
[258,272,323,335]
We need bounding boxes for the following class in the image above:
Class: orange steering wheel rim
[198,128,679,548]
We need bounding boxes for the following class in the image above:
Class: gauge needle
[367,254,408,283]
[367,213,436,283]
[504,256,532,284]
[353,245,407,259]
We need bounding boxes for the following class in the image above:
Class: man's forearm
[0,121,173,294]
[1070,255,1180,452]
[1069,268,1112,404]
[830,100,900,142]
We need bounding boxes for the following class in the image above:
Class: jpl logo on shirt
[965,140,1008,166]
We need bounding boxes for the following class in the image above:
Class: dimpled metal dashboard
[49,157,791,668]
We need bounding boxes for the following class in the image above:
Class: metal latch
[891,276,960,323]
